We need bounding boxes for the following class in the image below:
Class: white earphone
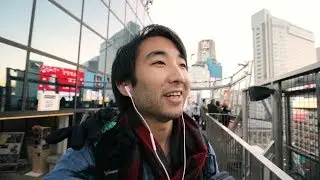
[124,86,186,180]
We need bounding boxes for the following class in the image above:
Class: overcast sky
[149,0,320,77]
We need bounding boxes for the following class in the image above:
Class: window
[32,0,80,63]
[127,0,137,13]
[136,1,145,25]
[125,2,137,26]
[0,0,33,45]
[108,13,126,48]
[111,0,125,23]
[77,68,105,108]
[53,0,83,18]
[144,12,151,26]
[28,53,78,110]
[0,43,27,112]
[79,26,104,71]
[83,0,109,37]
[105,45,118,74]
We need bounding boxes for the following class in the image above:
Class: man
[44,25,233,180]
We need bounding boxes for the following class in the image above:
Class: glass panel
[0,43,27,112]
[79,68,104,108]
[108,13,125,38]
[144,12,151,26]
[0,0,33,45]
[79,26,104,72]
[102,0,109,6]
[127,0,137,13]
[105,45,118,75]
[83,0,109,37]
[136,0,144,25]
[32,0,80,63]
[104,74,114,105]
[137,18,143,31]
[53,0,83,18]
[28,53,79,110]
[125,3,137,25]
[111,0,125,23]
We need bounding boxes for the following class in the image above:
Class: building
[189,63,211,104]
[81,56,99,72]
[317,47,320,61]
[99,21,141,74]
[197,39,216,63]
[252,9,316,84]
[0,1,152,174]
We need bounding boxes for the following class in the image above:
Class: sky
[149,0,320,77]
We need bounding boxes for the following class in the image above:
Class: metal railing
[205,113,294,180]
[240,62,320,179]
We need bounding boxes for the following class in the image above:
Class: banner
[38,65,84,93]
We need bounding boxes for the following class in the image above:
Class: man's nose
[168,63,186,84]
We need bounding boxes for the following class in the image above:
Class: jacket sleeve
[43,146,95,180]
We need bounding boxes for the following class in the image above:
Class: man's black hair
[111,24,187,113]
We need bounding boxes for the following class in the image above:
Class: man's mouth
[164,91,182,97]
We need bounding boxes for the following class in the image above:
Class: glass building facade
[0,0,152,115]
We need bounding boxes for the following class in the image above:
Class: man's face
[131,36,190,121]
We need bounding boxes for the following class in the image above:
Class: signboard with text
[37,65,84,93]
[37,93,60,111]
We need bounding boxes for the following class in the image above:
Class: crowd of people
[185,98,231,129]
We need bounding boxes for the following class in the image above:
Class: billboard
[37,65,84,93]
[200,40,210,50]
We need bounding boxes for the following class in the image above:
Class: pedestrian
[192,103,200,125]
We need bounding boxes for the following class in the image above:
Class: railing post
[316,72,320,178]
[242,90,248,142]
[271,82,283,170]
[242,90,249,179]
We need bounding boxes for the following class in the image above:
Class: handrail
[254,61,320,88]
[206,113,294,180]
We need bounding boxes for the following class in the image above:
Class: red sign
[38,65,84,93]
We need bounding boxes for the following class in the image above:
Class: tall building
[99,21,140,74]
[252,9,316,84]
[317,47,320,61]
[189,63,211,103]
[197,39,216,63]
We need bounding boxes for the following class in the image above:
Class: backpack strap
[202,133,219,178]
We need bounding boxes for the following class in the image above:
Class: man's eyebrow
[146,50,186,60]
[146,50,167,59]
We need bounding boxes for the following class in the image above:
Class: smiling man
[44,24,234,180]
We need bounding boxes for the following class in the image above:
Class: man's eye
[153,61,165,65]
[180,63,187,68]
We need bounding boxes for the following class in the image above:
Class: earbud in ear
[124,86,132,97]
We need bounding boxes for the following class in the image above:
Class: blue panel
[207,58,222,78]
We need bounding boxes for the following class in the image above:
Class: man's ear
[117,81,133,97]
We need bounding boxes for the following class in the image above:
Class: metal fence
[241,62,320,180]
[205,113,294,180]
